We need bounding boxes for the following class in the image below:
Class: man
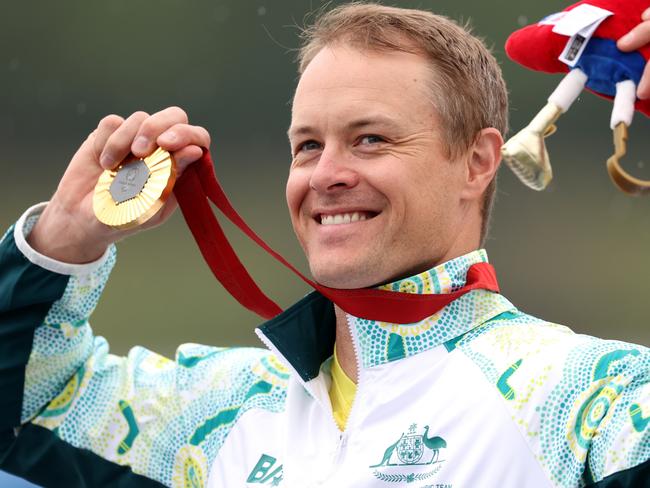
[0,3,648,487]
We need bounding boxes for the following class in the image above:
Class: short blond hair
[297,2,508,243]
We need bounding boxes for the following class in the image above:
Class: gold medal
[93,147,176,229]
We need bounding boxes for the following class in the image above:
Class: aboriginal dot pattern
[21,240,289,488]
[458,316,650,486]
[350,250,515,369]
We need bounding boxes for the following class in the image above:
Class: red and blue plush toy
[502,0,650,195]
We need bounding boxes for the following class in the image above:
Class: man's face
[286,45,471,289]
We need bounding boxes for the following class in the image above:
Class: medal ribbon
[174,150,500,324]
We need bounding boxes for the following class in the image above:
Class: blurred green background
[1,0,649,359]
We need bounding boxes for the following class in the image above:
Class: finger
[643,8,650,21]
[172,145,204,174]
[618,22,650,51]
[99,111,149,169]
[638,62,650,99]
[92,115,124,160]
[131,106,189,157]
[157,123,211,152]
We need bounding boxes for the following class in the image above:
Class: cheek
[398,171,451,228]
[285,170,309,223]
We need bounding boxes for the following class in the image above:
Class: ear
[460,128,503,201]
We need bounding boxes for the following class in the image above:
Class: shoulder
[455,309,649,486]
[99,343,291,453]
[160,343,291,407]
[121,344,291,485]
[457,309,648,381]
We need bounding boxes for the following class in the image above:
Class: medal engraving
[93,147,176,229]
[109,160,151,204]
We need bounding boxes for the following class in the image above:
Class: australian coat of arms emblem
[370,423,446,483]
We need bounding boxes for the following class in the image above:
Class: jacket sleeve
[2,205,116,426]
[586,347,650,487]
[0,206,288,488]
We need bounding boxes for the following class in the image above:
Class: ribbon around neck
[173,150,500,324]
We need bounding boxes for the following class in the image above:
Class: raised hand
[27,107,210,264]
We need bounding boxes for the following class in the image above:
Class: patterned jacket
[0,203,648,487]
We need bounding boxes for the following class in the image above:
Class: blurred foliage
[1,0,648,358]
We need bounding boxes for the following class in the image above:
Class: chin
[309,257,385,289]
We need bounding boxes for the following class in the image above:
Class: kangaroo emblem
[370,433,404,467]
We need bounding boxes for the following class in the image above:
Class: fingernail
[100,153,114,169]
[133,136,149,154]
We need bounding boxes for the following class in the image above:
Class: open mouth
[318,211,379,225]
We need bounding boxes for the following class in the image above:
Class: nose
[308,146,360,193]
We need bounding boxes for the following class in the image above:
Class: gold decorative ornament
[93,147,176,229]
[501,102,562,191]
[606,122,650,196]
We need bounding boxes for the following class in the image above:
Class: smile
[318,211,378,225]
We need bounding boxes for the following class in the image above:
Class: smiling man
[0,3,648,488]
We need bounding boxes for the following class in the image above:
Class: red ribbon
[174,150,500,324]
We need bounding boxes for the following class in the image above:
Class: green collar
[257,291,335,382]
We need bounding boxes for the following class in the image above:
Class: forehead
[290,45,436,132]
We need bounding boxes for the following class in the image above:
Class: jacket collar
[256,250,514,383]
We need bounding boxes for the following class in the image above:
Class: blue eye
[359,135,384,145]
[297,140,321,152]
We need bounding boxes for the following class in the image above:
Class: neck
[331,238,482,384]
[334,305,358,383]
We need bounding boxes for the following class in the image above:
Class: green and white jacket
[0,203,648,488]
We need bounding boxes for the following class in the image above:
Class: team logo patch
[370,423,447,483]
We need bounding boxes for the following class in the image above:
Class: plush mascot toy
[501,0,650,195]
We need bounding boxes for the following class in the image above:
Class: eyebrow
[287,115,402,140]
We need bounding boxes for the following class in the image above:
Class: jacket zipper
[256,318,365,484]
[328,312,365,475]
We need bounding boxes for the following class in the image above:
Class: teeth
[321,212,370,225]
